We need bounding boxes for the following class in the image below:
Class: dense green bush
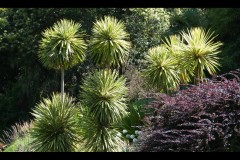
[123,8,171,69]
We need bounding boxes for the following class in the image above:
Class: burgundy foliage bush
[137,70,240,152]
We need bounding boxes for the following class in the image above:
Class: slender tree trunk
[118,62,123,76]
[195,65,200,85]
[61,68,64,102]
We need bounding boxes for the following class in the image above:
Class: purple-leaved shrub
[136,69,240,152]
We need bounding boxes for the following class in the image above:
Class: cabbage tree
[38,19,86,100]
[181,27,222,84]
[89,16,131,70]
[80,69,128,151]
[144,46,180,93]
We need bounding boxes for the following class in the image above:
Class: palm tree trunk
[118,62,123,76]
[195,65,200,85]
[61,68,64,102]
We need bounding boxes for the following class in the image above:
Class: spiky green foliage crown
[162,35,183,55]
[30,93,79,152]
[89,16,131,68]
[81,69,128,126]
[144,46,180,92]
[38,19,87,70]
[162,35,193,84]
[79,110,125,152]
[181,27,223,80]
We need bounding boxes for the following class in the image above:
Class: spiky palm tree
[30,93,79,152]
[162,35,193,84]
[78,108,125,152]
[162,34,183,56]
[81,69,128,125]
[38,19,86,100]
[79,16,131,152]
[89,16,131,69]
[144,45,180,93]
[80,69,128,151]
[181,27,223,84]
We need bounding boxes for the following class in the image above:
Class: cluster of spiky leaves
[162,35,193,84]
[81,69,128,125]
[78,107,125,152]
[181,27,223,83]
[144,27,222,92]
[143,46,180,93]
[80,70,128,151]
[38,19,86,70]
[162,35,183,55]
[136,70,240,152]
[89,16,131,68]
[30,93,79,152]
